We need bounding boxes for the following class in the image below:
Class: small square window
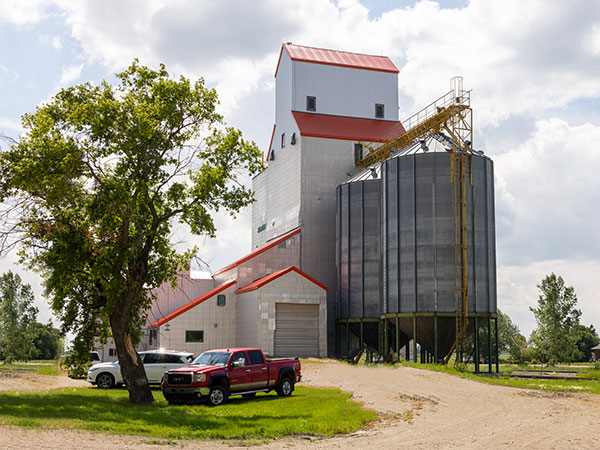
[185,330,204,342]
[306,96,316,111]
[281,132,285,148]
[109,348,116,357]
[375,103,384,118]
[217,294,226,306]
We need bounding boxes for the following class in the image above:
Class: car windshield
[193,352,230,367]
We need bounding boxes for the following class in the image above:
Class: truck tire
[96,373,115,389]
[276,376,293,397]
[207,385,228,406]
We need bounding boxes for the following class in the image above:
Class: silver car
[87,350,194,389]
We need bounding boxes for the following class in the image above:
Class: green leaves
[0,60,264,402]
[530,273,583,364]
[0,271,39,362]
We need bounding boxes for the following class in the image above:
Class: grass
[0,386,376,441]
[0,360,61,376]
[401,361,600,394]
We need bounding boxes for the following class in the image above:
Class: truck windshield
[193,352,231,367]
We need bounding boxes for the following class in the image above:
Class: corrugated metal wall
[337,151,497,318]
[382,152,496,314]
[337,179,382,319]
[292,61,398,120]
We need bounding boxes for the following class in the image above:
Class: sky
[0,0,599,338]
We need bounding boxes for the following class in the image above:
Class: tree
[31,321,63,360]
[0,271,39,362]
[529,273,582,364]
[574,324,599,362]
[0,61,263,403]
[497,309,528,363]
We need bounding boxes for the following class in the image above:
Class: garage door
[274,303,319,357]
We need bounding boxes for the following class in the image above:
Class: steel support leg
[488,316,492,373]
[474,317,480,374]
[346,322,350,359]
[412,316,417,363]
[395,316,400,358]
[495,317,499,373]
[360,321,364,350]
[434,315,438,364]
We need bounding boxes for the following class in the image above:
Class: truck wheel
[96,373,115,389]
[207,385,227,406]
[277,377,293,397]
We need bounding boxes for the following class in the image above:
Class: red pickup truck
[161,347,301,406]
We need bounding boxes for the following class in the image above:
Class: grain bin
[336,134,497,363]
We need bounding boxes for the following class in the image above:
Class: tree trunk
[111,318,153,404]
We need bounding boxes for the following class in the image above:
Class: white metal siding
[160,283,237,356]
[257,270,327,357]
[274,303,319,357]
[251,138,301,247]
[236,292,259,347]
[292,61,398,120]
[299,136,359,346]
[275,51,299,154]
[251,171,268,247]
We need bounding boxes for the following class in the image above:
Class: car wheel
[207,385,227,406]
[96,373,115,389]
[276,377,293,397]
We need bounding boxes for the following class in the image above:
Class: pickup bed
[161,347,301,406]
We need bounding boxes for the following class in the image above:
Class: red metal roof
[275,43,399,77]
[211,228,301,276]
[236,266,328,293]
[292,111,404,143]
[148,280,236,329]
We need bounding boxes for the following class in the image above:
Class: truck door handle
[245,369,251,373]
[261,367,267,371]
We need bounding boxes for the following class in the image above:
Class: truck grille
[167,373,192,385]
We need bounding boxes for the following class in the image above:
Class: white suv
[87,350,194,389]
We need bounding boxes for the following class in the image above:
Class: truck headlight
[193,373,206,383]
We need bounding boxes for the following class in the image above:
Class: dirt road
[1,361,599,449]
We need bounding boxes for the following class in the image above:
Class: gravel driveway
[1,361,599,449]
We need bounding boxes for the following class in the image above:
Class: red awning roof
[211,228,301,276]
[236,266,328,293]
[148,280,236,329]
[292,111,404,143]
[276,43,399,77]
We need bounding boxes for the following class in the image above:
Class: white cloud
[0,116,23,133]
[498,259,600,337]
[0,64,19,82]
[0,0,53,26]
[585,24,600,56]
[58,63,84,86]
[39,35,63,50]
[3,0,600,334]
[494,118,600,265]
